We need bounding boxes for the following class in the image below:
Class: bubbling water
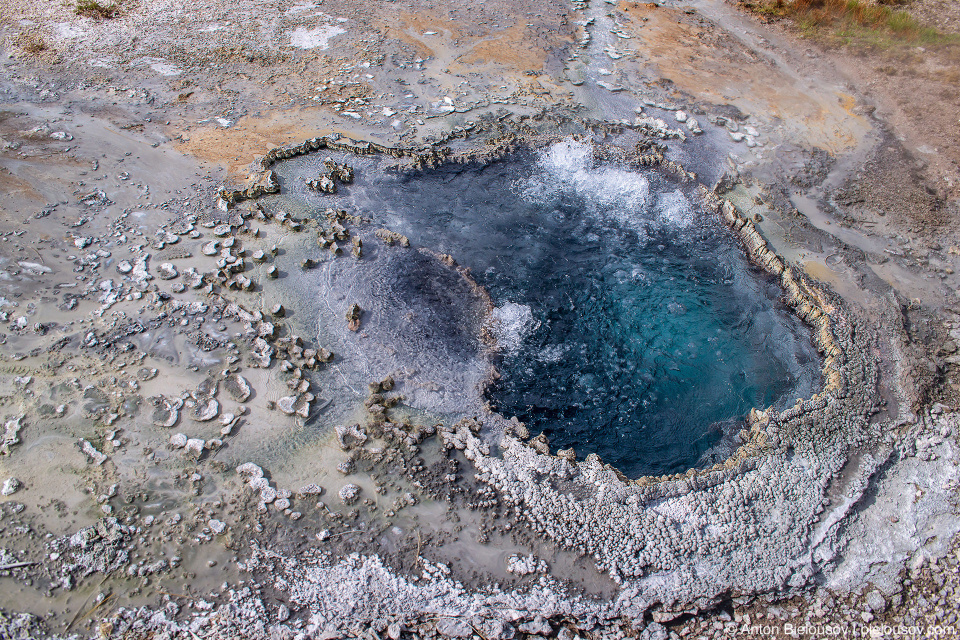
[489,302,539,353]
[523,139,652,214]
[478,141,819,476]
[281,139,821,477]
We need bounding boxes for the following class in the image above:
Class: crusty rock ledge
[216,114,703,210]
[214,127,888,619]
[435,186,885,618]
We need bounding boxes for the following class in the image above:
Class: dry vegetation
[742,0,960,46]
[74,0,120,20]
[13,31,46,54]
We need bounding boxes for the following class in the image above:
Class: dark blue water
[293,140,820,477]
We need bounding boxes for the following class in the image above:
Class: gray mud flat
[1,0,960,638]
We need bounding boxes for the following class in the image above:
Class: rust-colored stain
[837,92,861,117]
[615,1,867,152]
[0,167,45,204]
[174,108,335,174]
[376,10,571,73]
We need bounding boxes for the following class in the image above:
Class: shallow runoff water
[282,139,821,477]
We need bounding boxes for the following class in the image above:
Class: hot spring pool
[276,139,821,477]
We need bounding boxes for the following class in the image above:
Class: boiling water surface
[301,140,820,477]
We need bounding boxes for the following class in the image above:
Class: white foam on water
[656,189,695,228]
[531,139,650,213]
[488,302,539,353]
[537,343,567,364]
[290,25,346,49]
[520,139,698,236]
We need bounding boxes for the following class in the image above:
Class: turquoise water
[289,140,820,477]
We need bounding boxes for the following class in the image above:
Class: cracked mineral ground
[1,0,960,638]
